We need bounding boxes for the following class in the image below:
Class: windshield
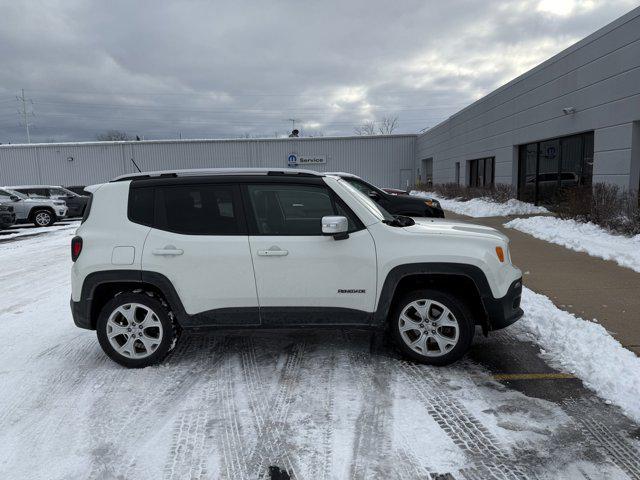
[3,189,27,199]
[344,177,386,197]
[51,187,78,197]
[338,179,395,222]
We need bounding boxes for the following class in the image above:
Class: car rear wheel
[96,292,178,368]
[32,209,55,227]
[391,289,474,366]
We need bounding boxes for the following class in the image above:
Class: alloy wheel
[106,302,164,359]
[398,299,460,357]
[35,212,52,226]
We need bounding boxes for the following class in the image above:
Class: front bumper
[482,278,523,330]
[0,212,16,227]
[56,206,68,219]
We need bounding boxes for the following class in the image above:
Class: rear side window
[128,187,155,226]
[155,184,242,235]
[81,194,93,224]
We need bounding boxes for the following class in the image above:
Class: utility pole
[17,89,33,143]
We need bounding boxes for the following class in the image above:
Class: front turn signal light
[495,246,505,263]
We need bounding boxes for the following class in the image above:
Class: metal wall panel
[0,135,416,189]
[416,6,640,189]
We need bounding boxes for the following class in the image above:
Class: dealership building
[1,6,639,204]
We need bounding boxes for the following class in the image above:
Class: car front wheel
[96,292,178,368]
[32,209,55,227]
[391,289,474,366]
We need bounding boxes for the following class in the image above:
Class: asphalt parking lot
[1,225,639,480]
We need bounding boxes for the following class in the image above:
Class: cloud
[0,0,635,142]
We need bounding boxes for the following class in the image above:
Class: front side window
[156,184,241,235]
[247,184,358,235]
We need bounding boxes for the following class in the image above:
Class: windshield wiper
[382,215,415,227]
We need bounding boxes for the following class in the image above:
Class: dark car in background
[382,187,409,195]
[0,203,16,229]
[326,172,445,218]
[8,185,89,218]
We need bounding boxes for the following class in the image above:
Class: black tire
[390,288,475,366]
[31,209,55,227]
[96,292,178,368]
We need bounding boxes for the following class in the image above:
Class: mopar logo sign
[287,154,326,167]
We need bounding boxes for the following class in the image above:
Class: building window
[455,162,460,185]
[468,157,494,187]
[518,131,594,205]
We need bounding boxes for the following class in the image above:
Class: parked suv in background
[8,185,89,218]
[70,168,522,368]
[0,188,68,227]
[0,202,16,229]
[326,172,445,218]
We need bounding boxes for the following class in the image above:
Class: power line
[16,89,34,143]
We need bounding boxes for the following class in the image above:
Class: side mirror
[321,216,349,240]
[10,195,19,202]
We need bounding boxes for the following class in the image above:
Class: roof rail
[111,167,323,183]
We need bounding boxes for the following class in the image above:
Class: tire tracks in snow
[343,332,395,480]
[399,361,536,480]
[237,339,306,479]
[88,335,229,480]
[563,398,640,480]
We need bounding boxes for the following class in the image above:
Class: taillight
[71,236,83,262]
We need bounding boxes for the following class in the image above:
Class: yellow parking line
[492,372,575,381]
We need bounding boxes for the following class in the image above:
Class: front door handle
[152,246,184,256]
[257,247,289,257]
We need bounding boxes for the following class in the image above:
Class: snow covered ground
[410,191,549,217]
[506,216,640,273]
[0,220,80,241]
[1,228,639,479]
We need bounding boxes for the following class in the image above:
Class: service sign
[287,154,326,166]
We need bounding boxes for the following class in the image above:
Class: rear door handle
[152,246,184,256]
[257,247,289,257]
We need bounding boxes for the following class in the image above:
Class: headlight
[424,200,434,207]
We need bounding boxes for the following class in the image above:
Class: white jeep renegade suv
[70,168,523,368]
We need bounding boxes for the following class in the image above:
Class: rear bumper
[70,296,93,330]
[482,278,523,330]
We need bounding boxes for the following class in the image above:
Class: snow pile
[505,216,640,273]
[516,287,640,422]
[410,191,549,217]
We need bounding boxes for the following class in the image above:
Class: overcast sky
[0,0,636,143]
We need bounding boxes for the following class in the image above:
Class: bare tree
[97,130,132,141]
[354,120,377,136]
[378,115,399,135]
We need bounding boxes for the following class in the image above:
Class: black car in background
[8,185,89,218]
[0,203,16,229]
[327,172,445,218]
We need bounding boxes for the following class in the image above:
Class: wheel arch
[80,270,188,329]
[28,205,55,220]
[374,263,492,333]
